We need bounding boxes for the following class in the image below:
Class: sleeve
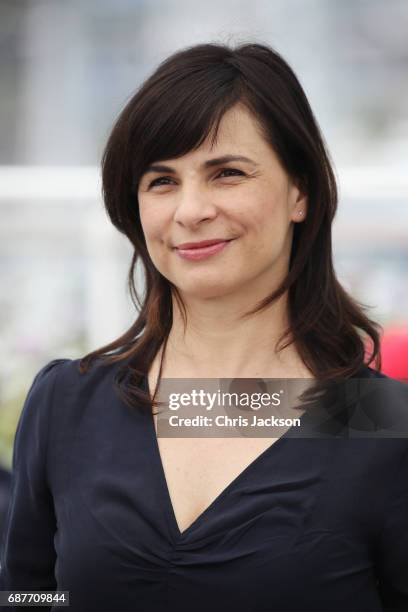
[0,359,69,602]
[375,445,408,610]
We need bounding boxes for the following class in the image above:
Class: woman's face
[137,104,307,300]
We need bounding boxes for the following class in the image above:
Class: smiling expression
[137,103,307,300]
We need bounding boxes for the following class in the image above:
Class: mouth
[175,238,234,249]
[174,239,236,261]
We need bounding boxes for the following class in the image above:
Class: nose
[173,183,218,227]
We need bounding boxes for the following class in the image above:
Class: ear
[290,177,308,223]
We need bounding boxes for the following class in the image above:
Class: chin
[176,280,236,300]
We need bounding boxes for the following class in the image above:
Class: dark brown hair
[78,41,382,412]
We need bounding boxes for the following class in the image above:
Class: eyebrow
[141,154,259,177]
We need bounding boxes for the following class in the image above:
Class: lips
[174,239,235,261]
[175,239,232,249]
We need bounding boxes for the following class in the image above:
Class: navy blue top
[0,357,407,611]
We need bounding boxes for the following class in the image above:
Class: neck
[160,289,312,379]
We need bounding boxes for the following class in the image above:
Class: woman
[1,42,407,611]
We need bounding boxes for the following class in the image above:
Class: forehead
[142,105,273,173]
[204,104,268,152]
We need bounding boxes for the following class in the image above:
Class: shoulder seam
[42,359,71,491]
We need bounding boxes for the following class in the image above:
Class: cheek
[242,197,289,256]
[139,204,167,244]
[238,192,285,235]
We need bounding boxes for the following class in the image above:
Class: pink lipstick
[175,239,234,261]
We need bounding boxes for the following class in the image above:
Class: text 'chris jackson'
[166,414,301,429]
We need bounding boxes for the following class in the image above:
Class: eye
[148,176,174,189]
[217,168,245,178]
[147,168,245,190]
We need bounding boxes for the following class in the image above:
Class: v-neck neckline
[143,373,312,540]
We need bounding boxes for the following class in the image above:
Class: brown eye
[218,168,245,178]
[148,176,174,189]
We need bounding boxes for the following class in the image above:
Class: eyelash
[147,168,245,189]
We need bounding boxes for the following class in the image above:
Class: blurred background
[0,0,408,535]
